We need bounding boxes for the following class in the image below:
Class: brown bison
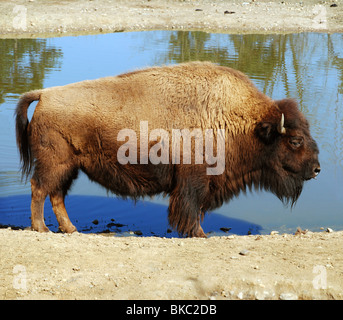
[15,62,320,237]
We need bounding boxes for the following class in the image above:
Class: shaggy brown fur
[15,62,320,237]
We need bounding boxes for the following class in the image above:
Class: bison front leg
[194,211,207,238]
[187,218,207,238]
[50,191,77,233]
[168,179,207,238]
[30,177,49,232]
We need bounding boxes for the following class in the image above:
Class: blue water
[1,31,342,236]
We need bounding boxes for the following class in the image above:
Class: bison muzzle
[15,62,320,237]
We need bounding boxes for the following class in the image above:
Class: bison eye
[289,136,304,149]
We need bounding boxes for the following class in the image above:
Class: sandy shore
[1,0,343,38]
[1,0,343,301]
[1,228,343,300]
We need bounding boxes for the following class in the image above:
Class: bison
[15,61,320,237]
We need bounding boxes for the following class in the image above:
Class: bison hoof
[31,224,50,233]
[188,227,207,238]
[196,230,207,238]
[58,224,77,233]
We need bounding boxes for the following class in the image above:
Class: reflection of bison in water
[15,62,320,237]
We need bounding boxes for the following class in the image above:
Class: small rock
[330,3,338,7]
[326,227,334,233]
[92,219,99,225]
[295,227,308,236]
[270,230,279,235]
[237,292,244,299]
[195,8,203,11]
[220,227,232,233]
[239,249,250,256]
[224,10,235,14]
[280,293,298,300]
[254,291,265,300]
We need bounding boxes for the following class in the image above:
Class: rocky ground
[1,0,343,300]
[1,228,343,300]
[0,0,342,38]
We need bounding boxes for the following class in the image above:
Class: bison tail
[15,90,42,180]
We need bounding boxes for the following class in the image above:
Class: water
[1,31,343,236]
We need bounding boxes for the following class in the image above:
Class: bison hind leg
[30,175,49,232]
[29,129,79,233]
[50,191,77,233]
[30,164,79,233]
[48,166,78,233]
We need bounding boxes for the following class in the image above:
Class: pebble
[270,230,279,235]
[295,227,309,235]
[221,290,228,297]
[239,249,250,256]
[326,228,334,233]
[254,291,266,300]
[237,292,244,299]
[280,292,298,300]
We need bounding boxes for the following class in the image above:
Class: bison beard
[259,169,303,206]
[15,62,319,237]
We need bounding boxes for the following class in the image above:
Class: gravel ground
[1,228,343,300]
[0,0,343,38]
[1,0,343,301]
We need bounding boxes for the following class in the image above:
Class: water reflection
[0,39,63,104]
[0,31,342,233]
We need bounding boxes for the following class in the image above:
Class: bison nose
[313,166,321,177]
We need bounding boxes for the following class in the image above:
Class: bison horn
[278,113,286,134]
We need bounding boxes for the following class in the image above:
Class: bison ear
[255,122,278,144]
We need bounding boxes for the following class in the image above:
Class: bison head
[255,99,320,205]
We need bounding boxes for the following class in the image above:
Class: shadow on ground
[0,195,262,237]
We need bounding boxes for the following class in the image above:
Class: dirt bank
[1,0,343,38]
[1,228,343,300]
[1,0,343,301]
